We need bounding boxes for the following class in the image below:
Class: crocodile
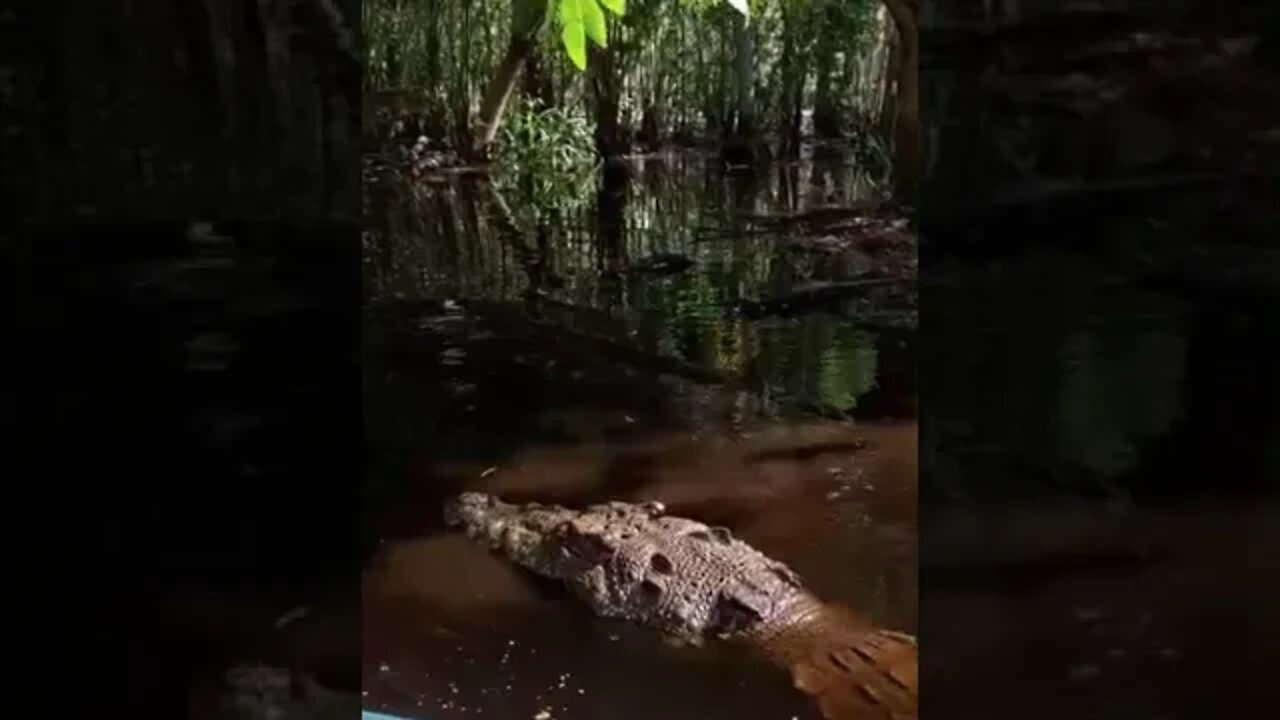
[443,492,918,720]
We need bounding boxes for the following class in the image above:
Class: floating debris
[1073,607,1107,622]
[1069,664,1101,681]
[273,605,309,629]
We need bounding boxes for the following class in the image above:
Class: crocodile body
[443,492,917,719]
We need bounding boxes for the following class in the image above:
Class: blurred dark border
[919,1,1279,717]
[9,0,1279,717]
[8,1,364,714]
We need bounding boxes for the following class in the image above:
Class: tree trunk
[812,8,841,139]
[878,20,899,140]
[882,0,920,201]
[777,6,806,157]
[523,43,555,109]
[596,161,630,282]
[592,46,625,156]
[12,0,358,220]
[732,12,755,139]
[472,0,550,157]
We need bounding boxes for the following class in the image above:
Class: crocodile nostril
[639,579,664,602]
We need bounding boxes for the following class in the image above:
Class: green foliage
[364,0,510,144]
[829,0,880,45]
[582,0,609,47]
[494,101,599,223]
[676,0,727,12]
[364,0,436,90]
[556,0,748,71]
[557,0,625,70]
[852,131,893,187]
[367,0,894,154]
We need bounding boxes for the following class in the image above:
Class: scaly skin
[443,492,918,719]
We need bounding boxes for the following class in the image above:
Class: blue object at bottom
[363,711,420,720]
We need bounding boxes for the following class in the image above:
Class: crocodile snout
[443,491,497,529]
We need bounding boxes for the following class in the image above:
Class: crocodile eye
[710,527,734,543]
[640,500,666,516]
[649,553,674,575]
[770,565,802,587]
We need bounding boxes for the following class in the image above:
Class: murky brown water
[362,420,917,720]
[923,503,1280,720]
[917,243,1280,719]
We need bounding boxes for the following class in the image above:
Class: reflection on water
[925,252,1189,502]
[362,150,918,719]
[922,248,1280,504]
[365,151,915,419]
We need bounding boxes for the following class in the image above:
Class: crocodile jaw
[442,492,572,575]
[443,492,501,534]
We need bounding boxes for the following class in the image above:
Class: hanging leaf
[559,0,588,70]
[724,0,749,17]
[582,0,608,48]
[599,0,626,15]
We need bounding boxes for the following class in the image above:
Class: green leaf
[559,0,587,70]
[598,0,626,15]
[725,0,749,17]
[582,0,608,48]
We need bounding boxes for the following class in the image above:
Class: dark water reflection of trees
[365,151,911,419]
[925,248,1280,506]
[925,253,1186,503]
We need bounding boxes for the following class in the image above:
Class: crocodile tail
[774,608,918,720]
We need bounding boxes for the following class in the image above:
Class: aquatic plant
[494,99,599,224]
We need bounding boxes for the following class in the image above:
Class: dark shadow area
[9,2,363,717]
[920,1,1280,718]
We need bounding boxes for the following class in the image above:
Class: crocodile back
[554,508,823,641]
